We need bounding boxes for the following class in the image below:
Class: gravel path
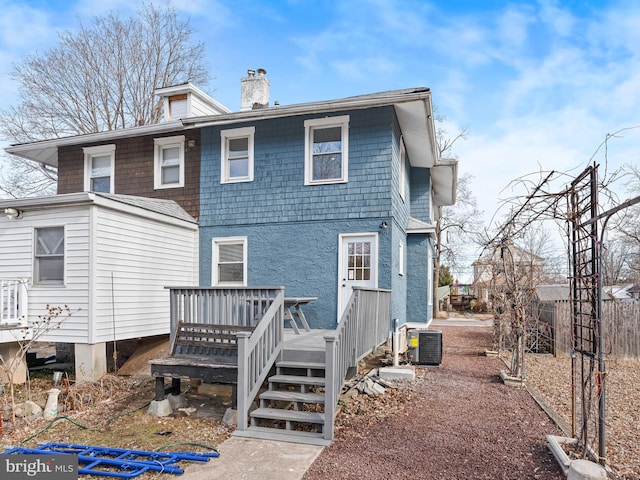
[303,325,565,480]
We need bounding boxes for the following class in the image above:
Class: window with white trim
[154,135,185,189]
[399,241,405,276]
[212,237,247,286]
[34,226,64,285]
[399,139,406,201]
[304,115,349,185]
[221,127,255,183]
[84,144,115,193]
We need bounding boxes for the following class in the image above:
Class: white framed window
[212,237,247,286]
[399,138,406,201]
[84,144,115,193]
[399,241,405,276]
[154,135,185,189]
[304,115,349,185]
[34,226,65,286]
[221,126,255,183]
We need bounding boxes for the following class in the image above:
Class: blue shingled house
[185,72,457,330]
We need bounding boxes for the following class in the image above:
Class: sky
[1,0,639,281]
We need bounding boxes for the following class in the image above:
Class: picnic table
[283,297,317,334]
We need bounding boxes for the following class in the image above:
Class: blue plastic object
[2,442,219,478]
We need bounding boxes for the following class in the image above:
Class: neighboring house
[0,193,198,382]
[4,71,457,378]
[472,242,544,306]
[604,284,635,301]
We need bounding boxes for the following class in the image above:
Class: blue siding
[390,221,407,324]
[409,166,432,223]
[391,114,411,229]
[200,220,391,329]
[198,104,433,328]
[406,234,432,323]
[200,107,395,227]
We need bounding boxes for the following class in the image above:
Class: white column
[0,342,27,385]
[74,343,107,382]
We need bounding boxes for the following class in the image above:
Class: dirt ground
[2,320,637,479]
[303,325,565,480]
[525,354,640,479]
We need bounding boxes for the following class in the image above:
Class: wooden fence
[547,300,640,359]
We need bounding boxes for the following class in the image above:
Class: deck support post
[154,376,165,401]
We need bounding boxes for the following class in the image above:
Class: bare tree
[431,115,484,316]
[0,1,209,197]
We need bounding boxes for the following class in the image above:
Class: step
[280,348,325,364]
[250,407,325,424]
[260,390,325,404]
[268,374,325,387]
[233,427,331,446]
[276,360,326,370]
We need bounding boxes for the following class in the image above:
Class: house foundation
[0,342,27,385]
[74,343,107,382]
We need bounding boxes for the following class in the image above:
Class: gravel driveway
[303,325,565,480]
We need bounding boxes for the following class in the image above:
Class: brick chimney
[241,68,270,111]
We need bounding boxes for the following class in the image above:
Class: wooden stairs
[233,337,332,446]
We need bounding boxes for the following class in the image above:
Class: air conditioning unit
[408,329,442,366]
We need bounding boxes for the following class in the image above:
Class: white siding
[0,207,91,343]
[91,207,198,343]
[191,95,213,117]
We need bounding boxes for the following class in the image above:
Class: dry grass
[525,354,640,479]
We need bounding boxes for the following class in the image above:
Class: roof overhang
[0,192,197,227]
[5,121,186,168]
[407,216,436,239]
[431,158,458,206]
[5,87,438,169]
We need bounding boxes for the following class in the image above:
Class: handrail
[236,288,285,430]
[166,286,283,353]
[0,279,29,327]
[324,287,391,441]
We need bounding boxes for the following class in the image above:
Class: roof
[5,87,440,171]
[438,286,451,300]
[406,216,436,236]
[0,192,197,225]
[533,284,570,302]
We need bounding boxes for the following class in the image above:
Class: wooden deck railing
[166,286,285,431]
[237,290,285,430]
[324,287,391,441]
[1,279,28,327]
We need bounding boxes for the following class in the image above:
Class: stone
[379,366,416,381]
[568,459,607,480]
[147,399,173,417]
[222,408,237,425]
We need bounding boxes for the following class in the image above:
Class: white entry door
[338,233,378,319]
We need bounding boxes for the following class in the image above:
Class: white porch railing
[166,286,285,431]
[1,279,29,327]
[323,287,391,441]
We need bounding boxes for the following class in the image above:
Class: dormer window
[83,144,115,193]
[155,84,231,122]
[169,94,188,119]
